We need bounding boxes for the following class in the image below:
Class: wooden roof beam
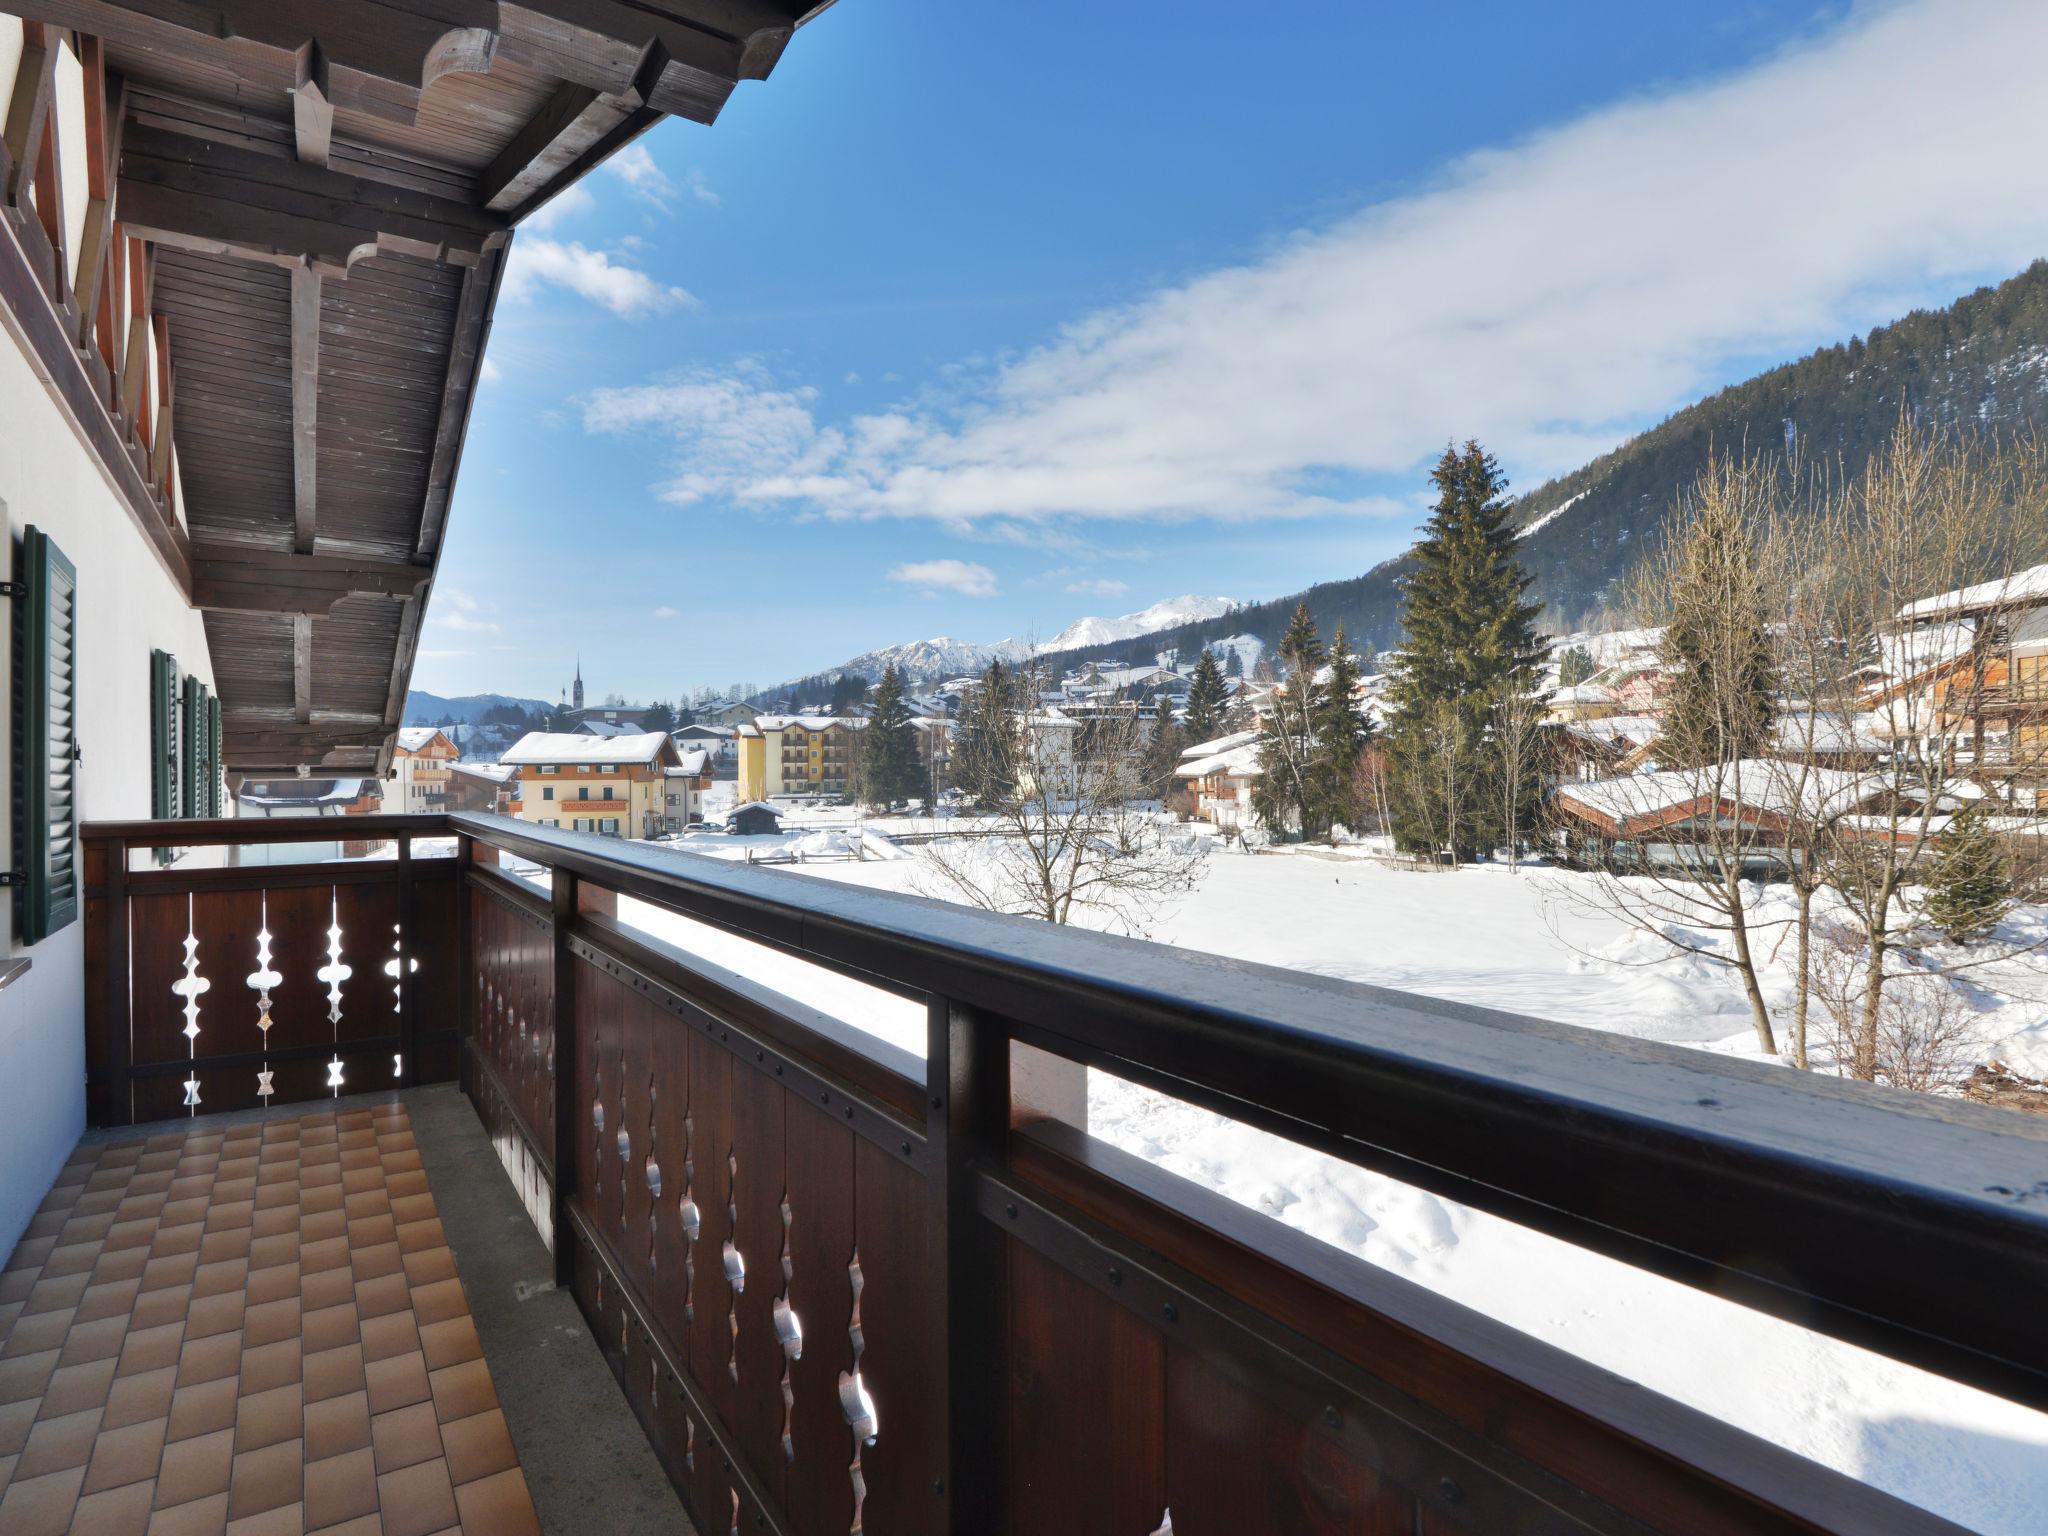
[116,123,506,274]
[191,547,431,616]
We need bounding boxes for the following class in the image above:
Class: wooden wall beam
[290,260,320,551]
[292,614,314,723]
[190,547,431,615]
[2,21,54,205]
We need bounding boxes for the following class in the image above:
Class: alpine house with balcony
[1,6,2046,1536]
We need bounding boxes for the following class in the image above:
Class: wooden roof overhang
[3,1,832,777]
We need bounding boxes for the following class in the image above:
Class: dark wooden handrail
[428,810,2048,1416]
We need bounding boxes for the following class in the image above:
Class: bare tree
[1489,680,1546,870]
[1809,421,2048,1079]
[1809,921,1984,1091]
[1553,448,1796,1056]
[919,672,1206,935]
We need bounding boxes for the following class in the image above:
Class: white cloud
[420,649,471,660]
[503,238,696,318]
[584,364,836,505]
[478,357,503,384]
[887,559,998,598]
[604,143,716,210]
[1065,577,1129,598]
[524,181,596,231]
[441,587,480,612]
[580,0,2048,524]
[435,612,500,634]
[652,604,681,619]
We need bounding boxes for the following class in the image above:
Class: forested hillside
[1036,259,2048,673]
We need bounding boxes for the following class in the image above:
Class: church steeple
[573,656,584,711]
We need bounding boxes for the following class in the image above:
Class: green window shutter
[150,650,178,820]
[14,527,80,944]
[207,694,222,816]
[180,674,204,818]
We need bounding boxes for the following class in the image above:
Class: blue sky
[421,0,2048,705]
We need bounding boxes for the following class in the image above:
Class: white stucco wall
[0,294,214,1255]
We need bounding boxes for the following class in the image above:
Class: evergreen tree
[861,664,922,809]
[949,661,1021,803]
[1314,626,1373,833]
[1140,715,1186,801]
[1557,645,1597,688]
[640,699,677,734]
[1923,798,2015,942]
[1183,651,1229,743]
[1225,649,1244,680]
[1252,603,1327,838]
[1384,441,1545,856]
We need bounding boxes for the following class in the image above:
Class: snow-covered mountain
[785,594,1245,691]
[1036,595,1239,653]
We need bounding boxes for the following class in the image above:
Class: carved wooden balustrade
[81,811,2048,1536]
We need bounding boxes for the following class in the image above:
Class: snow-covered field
[599,826,2048,1532]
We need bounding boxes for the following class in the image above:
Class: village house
[446,759,520,816]
[735,715,858,800]
[501,731,681,838]
[1174,728,1264,827]
[662,748,716,830]
[391,725,458,812]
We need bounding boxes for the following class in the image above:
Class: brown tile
[298,1239,349,1277]
[226,1498,305,1535]
[385,1172,429,1201]
[145,1490,229,1536]
[92,1248,152,1285]
[239,1338,303,1397]
[451,1466,539,1536]
[306,1516,379,1536]
[407,1319,481,1378]
[374,1457,456,1536]
[190,1258,249,1300]
[118,1321,187,1379]
[243,1298,303,1351]
[228,1438,302,1521]
[391,1221,442,1257]
[203,1203,254,1236]
[302,1391,370,1463]
[0,1348,59,1405]
[304,1447,377,1530]
[21,1271,90,1315]
[14,1406,101,1478]
[69,1475,156,1536]
[407,1281,465,1329]
[132,1284,195,1333]
[2,1307,75,1359]
[247,1234,299,1271]
[367,1400,441,1477]
[348,1245,402,1286]
[386,1196,433,1228]
[297,1186,343,1218]
[300,1269,354,1313]
[58,1312,132,1369]
[187,1290,248,1341]
[245,1266,300,1308]
[103,1366,178,1431]
[38,1356,117,1418]
[156,1425,235,1508]
[41,1241,103,1279]
[197,1231,252,1266]
[151,1225,204,1259]
[176,1330,241,1387]
[73,1276,143,1324]
[0,1462,85,1536]
[301,1346,365,1405]
[397,1248,455,1291]
[437,1408,517,1488]
[356,1313,419,1367]
[166,1377,240,1442]
[140,1253,200,1294]
[297,1211,346,1247]
[0,1396,37,1454]
[302,1305,358,1355]
[235,1383,303,1452]
[159,1198,210,1228]
[105,1218,159,1253]
[363,1352,430,1417]
[80,1414,167,1494]
[342,1191,390,1222]
[378,1150,422,1178]
[352,1275,408,1321]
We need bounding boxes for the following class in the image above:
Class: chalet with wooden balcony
[1,8,2046,1536]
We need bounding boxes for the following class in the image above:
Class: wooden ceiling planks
[12,0,834,774]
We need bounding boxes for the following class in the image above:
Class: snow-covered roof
[500,731,674,765]
[238,778,366,806]
[1554,761,1875,828]
[1771,712,1884,755]
[1549,684,1617,705]
[673,723,735,738]
[738,715,853,737]
[1896,562,2048,620]
[448,761,514,782]
[1179,728,1260,760]
[666,749,711,776]
[1177,742,1261,779]
[728,800,781,818]
[394,727,450,753]
[572,720,641,738]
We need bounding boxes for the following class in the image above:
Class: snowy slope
[1038,594,1239,653]
[828,635,1029,685]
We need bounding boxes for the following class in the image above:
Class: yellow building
[500,732,680,838]
[735,715,857,801]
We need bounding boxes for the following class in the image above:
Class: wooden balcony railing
[81,811,2048,1536]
